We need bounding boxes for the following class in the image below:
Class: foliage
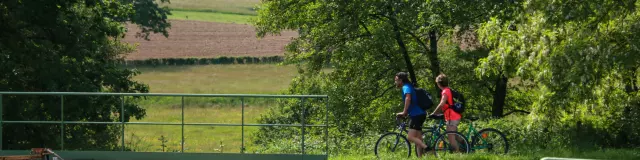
[0,0,170,150]
[251,0,521,151]
[477,0,640,148]
[123,56,284,66]
[253,0,640,156]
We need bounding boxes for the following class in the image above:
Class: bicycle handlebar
[395,116,405,125]
[428,114,445,120]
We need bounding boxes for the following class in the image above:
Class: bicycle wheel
[471,128,509,154]
[433,131,470,158]
[375,132,411,158]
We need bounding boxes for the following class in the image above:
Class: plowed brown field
[122,20,297,60]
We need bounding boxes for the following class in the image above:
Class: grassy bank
[331,148,640,160]
[123,64,298,153]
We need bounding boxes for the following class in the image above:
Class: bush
[119,56,286,67]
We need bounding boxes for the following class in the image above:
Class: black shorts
[408,114,427,130]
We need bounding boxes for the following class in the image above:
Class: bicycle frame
[395,117,409,134]
[465,120,490,150]
[422,116,447,146]
[383,117,409,154]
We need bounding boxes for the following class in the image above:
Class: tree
[0,0,170,150]
[477,0,640,147]
[252,0,523,153]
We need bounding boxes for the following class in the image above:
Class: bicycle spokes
[434,132,470,158]
[390,136,400,151]
[472,129,509,154]
[375,133,411,158]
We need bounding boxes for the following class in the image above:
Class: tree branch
[398,26,431,54]
[373,85,396,100]
[503,109,531,116]
[371,67,398,100]
[358,20,373,36]
[483,82,495,93]
[380,51,394,62]
[369,12,430,53]
[368,13,390,20]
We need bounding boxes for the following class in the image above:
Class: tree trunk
[632,68,638,92]
[389,6,417,85]
[625,68,638,93]
[428,31,441,92]
[493,74,508,117]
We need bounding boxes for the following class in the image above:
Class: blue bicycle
[374,114,470,158]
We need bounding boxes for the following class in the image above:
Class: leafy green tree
[252,0,523,153]
[0,0,170,150]
[477,0,640,147]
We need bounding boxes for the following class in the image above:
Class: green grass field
[159,0,259,15]
[157,0,259,24]
[132,65,298,94]
[124,64,299,153]
[168,10,254,24]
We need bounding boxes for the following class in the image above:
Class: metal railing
[0,92,329,156]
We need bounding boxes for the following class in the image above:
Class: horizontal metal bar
[3,121,327,127]
[243,124,327,127]
[0,150,329,160]
[3,121,121,124]
[0,92,328,98]
[3,121,63,124]
[127,122,182,125]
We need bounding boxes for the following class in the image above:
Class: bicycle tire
[471,128,509,154]
[433,131,470,158]
[375,132,411,158]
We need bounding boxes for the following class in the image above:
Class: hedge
[121,56,284,66]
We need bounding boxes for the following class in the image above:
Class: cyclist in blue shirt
[395,72,428,157]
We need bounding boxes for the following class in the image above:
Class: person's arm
[402,93,411,114]
[431,93,447,115]
[397,86,411,117]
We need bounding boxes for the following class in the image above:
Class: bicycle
[420,114,471,158]
[462,116,509,154]
[374,114,470,158]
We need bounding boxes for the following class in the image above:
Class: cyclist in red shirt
[430,73,462,152]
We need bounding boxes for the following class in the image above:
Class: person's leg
[408,129,426,157]
[446,120,460,152]
[408,115,427,157]
[451,120,465,150]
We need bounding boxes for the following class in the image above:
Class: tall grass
[123,64,300,153]
[131,64,297,94]
[125,102,272,153]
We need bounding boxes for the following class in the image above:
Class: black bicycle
[374,114,470,158]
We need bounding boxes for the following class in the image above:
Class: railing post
[60,95,64,150]
[181,96,185,153]
[0,94,3,150]
[301,97,305,156]
[325,97,329,155]
[241,97,245,153]
[121,96,125,151]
